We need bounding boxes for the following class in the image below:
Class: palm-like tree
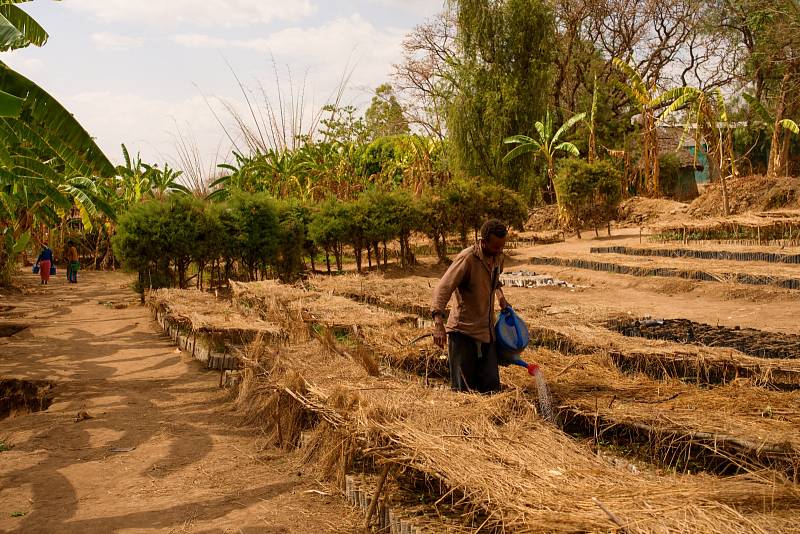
[147,163,189,199]
[658,86,743,215]
[0,1,115,282]
[743,93,799,178]
[612,58,682,197]
[503,110,586,204]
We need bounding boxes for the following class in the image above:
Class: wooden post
[364,464,391,529]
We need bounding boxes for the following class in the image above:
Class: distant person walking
[430,219,510,393]
[66,240,79,283]
[35,244,54,285]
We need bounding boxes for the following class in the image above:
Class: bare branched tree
[392,9,458,140]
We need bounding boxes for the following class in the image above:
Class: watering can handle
[503,306,525,349]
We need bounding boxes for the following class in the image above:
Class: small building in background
[657,126,704,201]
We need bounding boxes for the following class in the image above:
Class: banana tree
[147,163,189,199]
[0,0,47,117]
[503,110,586,204]
[659,86,738,215]
[0,1,115,282]
[743,92,799,178]
[612,58,674,196]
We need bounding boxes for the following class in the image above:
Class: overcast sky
[2,0,443,169]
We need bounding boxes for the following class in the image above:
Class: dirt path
[0,272,358,533]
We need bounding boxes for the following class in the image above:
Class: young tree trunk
[382,241,388,268]
[779,133,792,177]
[721,174,731,216]
[768,73,791,178]
[354,245,362,273]
[545,163,557,204]
[335,244,342,272]
[367,244,372,270]
[325,248,331,274]
[648,112,660,197]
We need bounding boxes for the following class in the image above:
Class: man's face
[482,234,506,257]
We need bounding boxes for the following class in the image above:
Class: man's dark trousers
[447,331,500,393]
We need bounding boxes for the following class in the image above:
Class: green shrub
[308,197,350,272]
[227,192,280,280]
[555,159,622,238]
[658,153,682,197]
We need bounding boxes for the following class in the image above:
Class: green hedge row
[113,180,526,294]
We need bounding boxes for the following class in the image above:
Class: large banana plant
[743,93,799,177]
[0,0,115,281]
[503,110,586,204]
[612,57,676,196]
[0,0,48,116]
[147,162,189,199]
[658,86,736,215]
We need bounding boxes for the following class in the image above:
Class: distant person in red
[35,244,54,285]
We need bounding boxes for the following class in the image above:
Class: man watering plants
[431,219,510,393]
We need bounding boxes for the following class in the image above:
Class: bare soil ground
[507,227,800,333]
[0,272,359,533]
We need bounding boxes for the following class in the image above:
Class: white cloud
[66,0,316,28]
[2,57,44,76]
[91,32,145,50]
[173,15,406,95]
[65,91,228,168]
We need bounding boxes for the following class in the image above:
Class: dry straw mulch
[148,288,285,342]
[304,274,800,471]
[231,306,800,533]
[224,279,800,531]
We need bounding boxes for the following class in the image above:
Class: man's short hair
[480,219,508,241]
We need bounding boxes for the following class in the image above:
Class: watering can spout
[512,358,539,376]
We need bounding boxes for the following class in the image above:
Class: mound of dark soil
[689,175,800,217]
[607,318,800,360]
[0,378,55,420]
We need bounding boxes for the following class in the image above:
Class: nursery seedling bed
[545,364,800,481]
[233,335,800,532]
[607,318,800,360]
[650,212,800,245]
[560,407,800,479]
[0,378,55,420]
[607,349,800,390]
[529,255,800,290]
[238,281,800,486]
[312,277,800,389]
[591,245,800,264]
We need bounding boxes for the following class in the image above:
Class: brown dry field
[0,271,359,533]
[507,227,800,333]
[1,226,799,532]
